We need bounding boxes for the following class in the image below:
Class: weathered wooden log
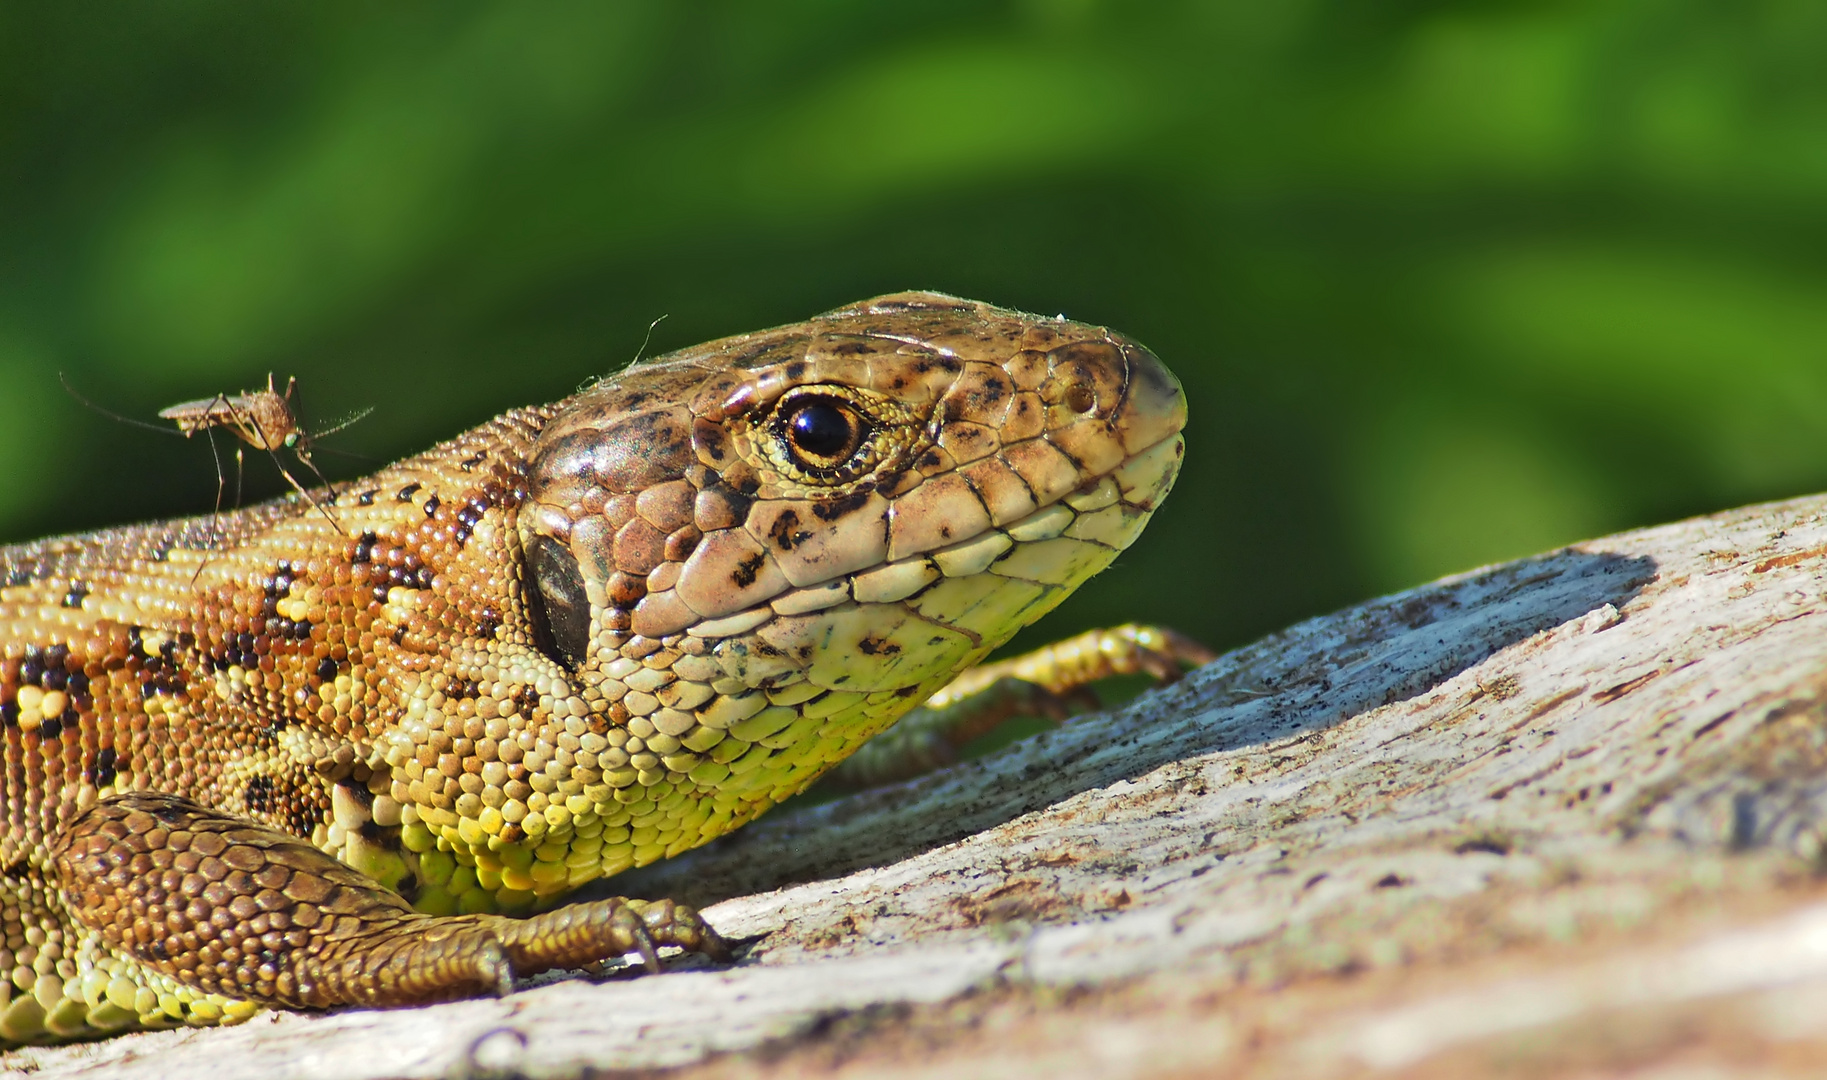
[13,494,1827,1079]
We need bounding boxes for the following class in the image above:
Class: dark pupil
[788,401,855,459]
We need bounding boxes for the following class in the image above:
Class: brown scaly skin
[0,292,1192,1042]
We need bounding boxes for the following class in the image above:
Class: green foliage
[3,0,1823,654]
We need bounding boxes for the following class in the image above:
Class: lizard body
[0,292,1188,1041]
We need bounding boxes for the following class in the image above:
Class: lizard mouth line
[670,431,1186,647]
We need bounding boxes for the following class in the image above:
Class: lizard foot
[482,895,731,979]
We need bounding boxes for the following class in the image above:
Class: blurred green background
[4,0,1826,661]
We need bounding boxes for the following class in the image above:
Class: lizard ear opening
[526,535,590,669]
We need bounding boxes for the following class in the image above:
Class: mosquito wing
[159,390,294,450]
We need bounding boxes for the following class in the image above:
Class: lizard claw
[486,895,729,980]
[626,898,732,964]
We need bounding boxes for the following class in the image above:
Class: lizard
[0,291,1194,1043]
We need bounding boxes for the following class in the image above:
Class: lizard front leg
[51,793,725,1011]
[825,624,1216,790]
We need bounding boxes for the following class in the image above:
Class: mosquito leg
[202,424,227,522]
[189,421,230,586]
[265,447,347,536]
[295,448,343,505]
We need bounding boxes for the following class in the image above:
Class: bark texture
[12,494,1827,1080]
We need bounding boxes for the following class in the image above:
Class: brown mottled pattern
[0,292,1188,1042]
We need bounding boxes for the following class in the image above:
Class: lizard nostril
[1064,383,1097,414]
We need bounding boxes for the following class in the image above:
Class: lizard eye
[526,535,590,668]
[773,393,870,477]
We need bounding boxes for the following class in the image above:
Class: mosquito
[61,372,370,538]
[156,374,370,535]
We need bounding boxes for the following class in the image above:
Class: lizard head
[508,292,1187,833]
[371,292,1186,901]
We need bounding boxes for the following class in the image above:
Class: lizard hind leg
[51,792,724,1015]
